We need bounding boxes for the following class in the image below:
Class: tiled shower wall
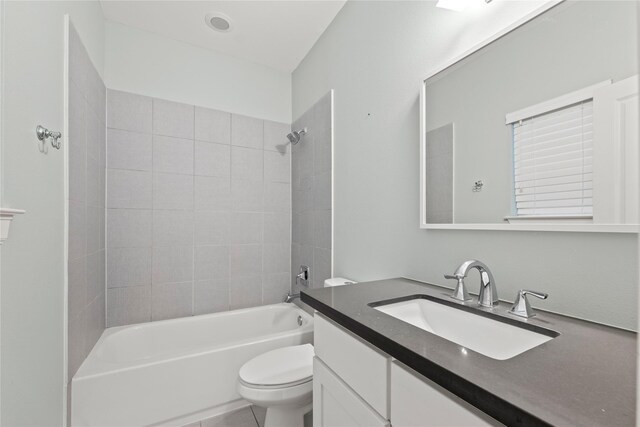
[106,90,292,327]
[67,23,106,380]
[292,91,332,292]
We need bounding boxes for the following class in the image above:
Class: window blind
[513,100,593,216]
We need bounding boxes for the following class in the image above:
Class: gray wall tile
[290,92,332,291]
[153,210,194,247]
[231,212,263,245]
[68,313,85,379]
[153,173,194,210]
[153,135,194,175]
[68,24,107,381]
[264,182,291,212]
[68,257,86,319]
[107,209,152,248]
[69,201,86,261]
[107,247,152,288]
[230,244,263,278]
[152,246,194,284]
[313,248,332,289]
[195,245,230,280]
[194,212,231,246]
[263,273,290,304]
[84,292,105,355]
[69,81,86,203]
[231,146,264,182]
[195,107,230,144]
[232,179,264,212]
[263,121,290,152]
[68,23,90,94]
[229,276,262,310]
[107,286,152,327]
[85,251,102,304]
[152,282,193,321]
[298,210,313,246]
[263,244,290,274]
[107,92,294,327]
[107,169,152,209]
[314,210,332,250]
[194,279,229,315]
[195,176,231,211]
[107,90,152,133]
[231,114,263,149]
[153,98,194,139]
[195,141,230,177]
[107,129,152,172]
[264,212,290,246]
[264,150,290,183]
[313,172,331,210]
[86,156,100,206]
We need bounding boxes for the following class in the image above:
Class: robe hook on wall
[36,125,62,149]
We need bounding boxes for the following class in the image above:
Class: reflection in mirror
[421,0,638,227]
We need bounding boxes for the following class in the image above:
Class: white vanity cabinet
[313,313,502,427]
[391,361,502,427]
[313,357,390,427]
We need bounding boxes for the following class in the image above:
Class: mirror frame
[419,0,638,234]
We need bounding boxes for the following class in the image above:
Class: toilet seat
[239,344,314,389]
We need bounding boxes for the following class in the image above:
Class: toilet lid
[239,344,314,387]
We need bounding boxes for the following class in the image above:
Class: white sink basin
[373,298,556,360]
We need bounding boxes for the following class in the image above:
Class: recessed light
[205,13,232,33]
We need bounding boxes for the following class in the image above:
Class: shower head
[286,128,307,145]
[278,128,308,155]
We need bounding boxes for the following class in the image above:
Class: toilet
[237,278,355,427]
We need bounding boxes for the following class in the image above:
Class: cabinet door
[391,361,503,427]
[313,357,390,427]
[314,314,390,418]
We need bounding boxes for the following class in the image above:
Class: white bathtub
[71,303,314,427]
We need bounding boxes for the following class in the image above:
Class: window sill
[504,215,593,225]
[421,221,637,233]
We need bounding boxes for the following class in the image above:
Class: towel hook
[36,125,62,149]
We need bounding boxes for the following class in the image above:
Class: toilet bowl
[237,344,314,427]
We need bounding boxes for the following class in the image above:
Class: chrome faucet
[283,292,300,303]
[445,260,498,308]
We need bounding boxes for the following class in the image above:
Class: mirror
[420,1,638,231]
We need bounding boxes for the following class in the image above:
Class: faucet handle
[509,289,548,318]
[444,274,472,302]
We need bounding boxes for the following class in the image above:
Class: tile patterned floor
[184,405,312,427]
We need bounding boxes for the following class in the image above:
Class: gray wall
[292,1,639,330]
[106,90,292,327]
[292,91,333,292]
[425,1,638,223]
[67,22,106,383]
[0,2,105,425]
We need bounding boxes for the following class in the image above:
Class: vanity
[301,278,636,426]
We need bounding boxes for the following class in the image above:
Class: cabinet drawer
[314,357,390,427]
[391,361,503,427]
[314,314,390,418]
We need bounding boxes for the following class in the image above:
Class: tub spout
[284,292,300,303]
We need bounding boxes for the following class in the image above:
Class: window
[511,100,593,217]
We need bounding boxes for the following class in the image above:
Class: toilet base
[264,403,312,427]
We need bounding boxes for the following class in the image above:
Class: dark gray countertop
[301,278,636,427]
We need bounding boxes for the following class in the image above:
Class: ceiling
[100,1,347,73]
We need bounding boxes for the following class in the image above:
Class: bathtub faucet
[283,292,300,303]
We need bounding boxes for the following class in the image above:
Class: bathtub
[71,303,314,427]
